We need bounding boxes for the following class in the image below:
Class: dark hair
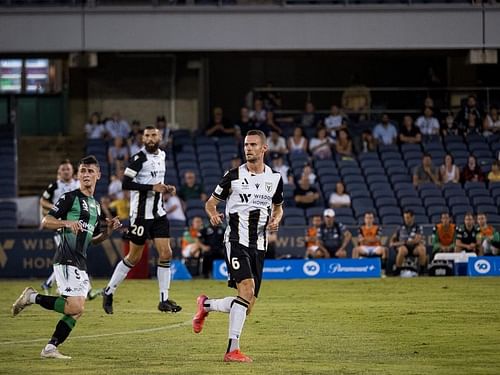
[422,152,432,159]
[246,129,267,144]
[441,211,450,217]
[156,115,166,122]
[364,211,375,217]
[444,153,454,163]
[477,212,487,217]
[60,159,72,166]
[403,209,414,216]
[79,155,99,168]
[464,212,475,219]
[144,125,157,131]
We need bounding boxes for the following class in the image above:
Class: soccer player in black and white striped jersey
[192,130,284,363]
[102,126,181,314]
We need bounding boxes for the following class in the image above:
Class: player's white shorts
[53,264,90,297]
[359,246,379,256]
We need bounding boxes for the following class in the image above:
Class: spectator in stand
[390,209,427,275]
[455,95,482,133]
[341,74,371,121]
[267,129,288,154]
[108,136,129,174]
[488,160,500,182]
[249,98,267,126]
[108,168,124,201]
[105,111,130,139]
[464,112,482,135]
[315,209,352,258]
[441,111,459,136]
[287,126,308,156]
[399,115,422,145]
[324,104,347,138]
[361,129,377,152]
[178,171,208,202]
[460,155,485,183]
[234,106,254,138]
[373,113,398,146]
[483,105,500,137]
[230,154,242,170]
[84,112,105,139]
[300,163,317,185]
[294,175,320,209]
[432,212,456,257]
[163,191,186,224]
[477,212,499,256]
[156,116,172,150]
[298,101,321,128]
[415,107,440,140]
[129,130,144,156]
[305,215,323,259]
[413,153,440,187]
[128,120,142,144]
[181,216,208,260]
[455,212,480,254]
[352,212,387,270]
[329,182,351,209]
[205,107,235,138]
[440,154,460,184]
[309,126,333,160]
[199,221,225,278]
[263,111,283,135]
[261,81,282,110]
[270,153,294,185]
[335,129,353,157]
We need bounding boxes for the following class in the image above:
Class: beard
[145,141,160,153]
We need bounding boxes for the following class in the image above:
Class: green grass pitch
[1,278,499,375]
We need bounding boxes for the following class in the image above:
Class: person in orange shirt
[477,212,499,256]
[432,212,456,256]
[181,216,209,259]
[305,215,322,259]
[352,212,387,266]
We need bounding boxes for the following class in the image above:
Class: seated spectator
[298,101,321,128]
[323,104,347,138]
[440,154,460,184]
[287,126,308,156]
[483,105,500,137]
[163,191,186,223]
[301,163,317,185]
[352,212,387,270]
[390,209,427,275]
[178,171,208,202]
[108,137,129,174]
[335,129,353,157]
[128,120,142,144]
[205,107,235,137]
[361,129,377,152]
[464,112,481,135]
[199,221,225,278]
[267,129,288,154]
[441,111,459,136]
[249,98,267,126]
[315,209,352,258]
[181,216,208,260]
[108,169,124,201]
[234,106,254,138]
[329,182,351,208]
[432,212,456,256]
[413,153,440,187]
[293,176,320,209]
[84,112,105,139]
[129,130,144,156]
[373,113,398,146]
[460,155,485,183]
[305,215,323,259]
[270,152,294,185]
[455,212,480,254]
[399,115,422,144]
[455,95,482,133]
[488,160,500,182]
[476,212,499,256]
[309,127,333,160]
[156,116,172,150]
[415,107,440,139]
[105,111,130,139]
[264,111,283,135]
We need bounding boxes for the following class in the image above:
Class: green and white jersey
[48,189,104,271]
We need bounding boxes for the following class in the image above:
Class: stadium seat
[334,207,354,216]
[419,189,442,200]
[467,188,490,198]
[336,215,356,225]
[366,175,389,184]
[472,196,494,207]
[476,205,498,215]
[486,214,500,224]
[375,197,398,208]
[381,215,403,225]
[285,207,305,218]
[372,189,395,200]
[404,206,426,216]
[379,206,401,217]
[285,216,307,226]
[400,197,422,208]
[305,207,325,219]
[390,174,412,184]
[363,167,386,177]
[414,215,429,225]
[427,205,449,217]
[185,200,205,210]
[349,189,371,199]
[186,208,206,220]
[369,182,392,192]
[451,205,473,216]
[396,188,418,200]
[448,196,470,207]
[423,197,446,208]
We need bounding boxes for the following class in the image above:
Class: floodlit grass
[1,277,499,375]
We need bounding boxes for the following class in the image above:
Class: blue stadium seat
[423,141,445,152]
[396,188,418,200]
[423,197,446,207]
[195,136,216,146]
[375,197,398,208]
[317,166,339,177]
[414,215,429,225]
[451,205,473,216]
[472,196,494,207]
[334,207,354,216]
[404,206,426,216]
[217,137,238,146]
[372,189,395,200]
[444,135,464,144]
[476,205,498,215]
[285,207,305,218]
[314,159,336,169]
[185,200,205,210]
[186,208,206,220]
[336,215,356,225]
[443,188,466,201]
[203,176,221,187]
[401,144,422,153]
[420,189,442,200]
[400,197,422,208]
[402,150,423,161]
[467,188,490,198]
[381,215,403,225]
[320,175,340,185]
[363,167,385,177]
[448,196,470,207]
[176,153,197,162]
[486,214,500,224]
[384,160,405,170]
[360,160,383,170]
[427,205,449,217]
[343,175,365,185]
[358,152,379,162]
[349,189,371,199]
[381,152,401,162]
[340,167,362,177]
[390,174,412,185]
[306,207,325,219]
[0,218,16,229]
[285,217,306,226]
[379,206,401,217]
[366,175,389,184]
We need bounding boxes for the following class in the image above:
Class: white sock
[105,260,133,295]
[157,260,171,302]
[29,293,38,304]
[205,297,234,313]
[44,343,56,352]
[45,272,56,287]
[228,297,249,348]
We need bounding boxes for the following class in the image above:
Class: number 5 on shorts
[231,257,240,270]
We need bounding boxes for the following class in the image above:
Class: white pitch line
[0,320,192,346]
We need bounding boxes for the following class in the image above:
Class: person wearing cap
[315,209,352,258]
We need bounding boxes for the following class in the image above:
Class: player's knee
[238,280,255,301]
[65,302,84,316]
[158,247,172,260]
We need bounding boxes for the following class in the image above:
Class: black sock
[36,295,66,313]
[48,315,76,347]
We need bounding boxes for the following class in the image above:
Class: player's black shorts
[225,241,266,298]
[127,215,170,245]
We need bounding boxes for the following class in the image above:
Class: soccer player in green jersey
[11,155,121,359]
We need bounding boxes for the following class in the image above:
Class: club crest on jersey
[255,183,260,189]
[265,182,273,193]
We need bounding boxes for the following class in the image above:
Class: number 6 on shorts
[231,257,240,270]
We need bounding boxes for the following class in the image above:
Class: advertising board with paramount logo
[212,258,381,280]
[468,257,500,277]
